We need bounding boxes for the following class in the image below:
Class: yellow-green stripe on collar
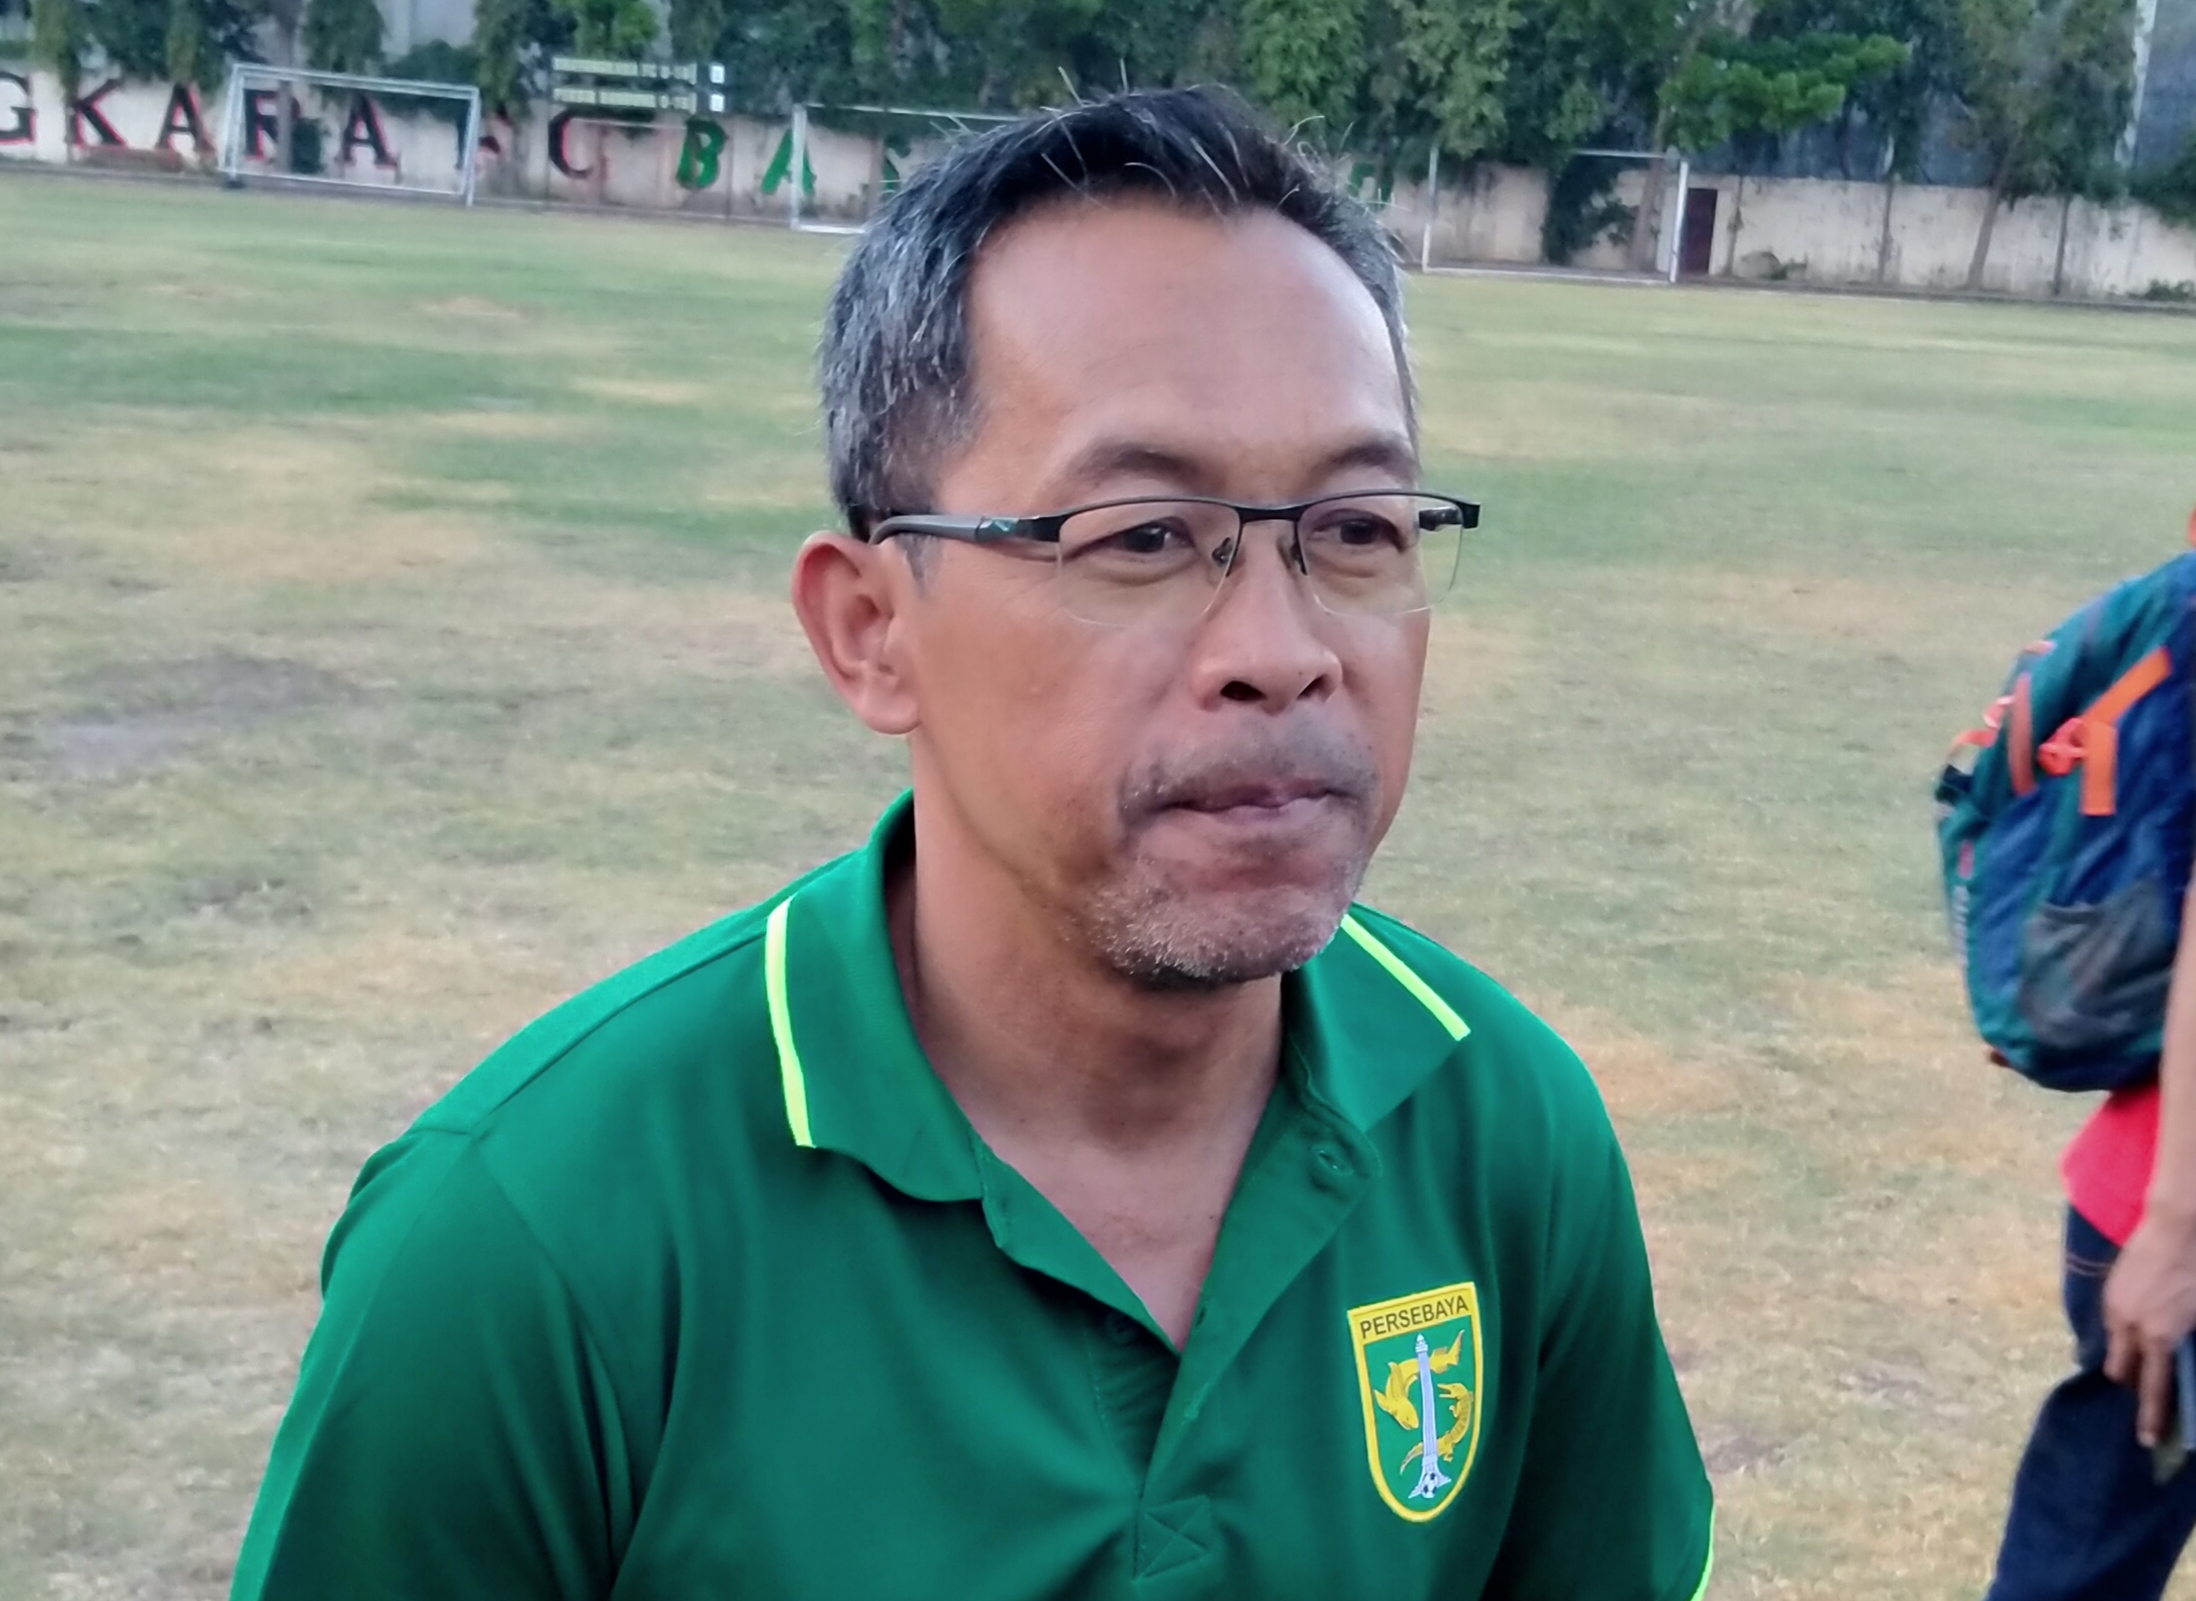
[1338,913,1470,1041]
[764,897,814,1148]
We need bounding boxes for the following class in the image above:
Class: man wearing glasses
[232,88,1711,1600]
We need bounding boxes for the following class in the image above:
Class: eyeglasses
[860,491,1480,627]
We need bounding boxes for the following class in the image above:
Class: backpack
[1937,527,2196,1092]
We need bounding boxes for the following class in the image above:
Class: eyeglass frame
[852,490,1482,617]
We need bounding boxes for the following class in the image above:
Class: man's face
[885,199,1428,987]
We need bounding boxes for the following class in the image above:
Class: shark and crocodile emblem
[1348,1282,1483,1521]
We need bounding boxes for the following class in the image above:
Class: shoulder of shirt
[405,853,841,1140]
[1343,902,1612,1128]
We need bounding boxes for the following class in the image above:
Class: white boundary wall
[1682,173,2196,297]
[5,68,2194,300]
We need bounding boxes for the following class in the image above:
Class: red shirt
[2063,1084,2161,1246]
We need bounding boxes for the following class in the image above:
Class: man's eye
[1327,515,1401,548]
[1108,520,1192,556]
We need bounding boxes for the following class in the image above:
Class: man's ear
[790,532,920,737]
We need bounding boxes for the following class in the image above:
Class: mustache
[1120,724,1380,819]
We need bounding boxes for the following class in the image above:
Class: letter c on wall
[548,110,591,179]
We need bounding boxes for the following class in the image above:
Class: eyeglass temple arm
[863,513,1061,546]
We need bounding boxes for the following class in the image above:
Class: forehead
[957,199,1410,494]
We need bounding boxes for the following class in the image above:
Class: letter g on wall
[0,71,33,146]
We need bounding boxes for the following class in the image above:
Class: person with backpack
[1942,516,2196,1598]
[1986,940,2196,1598]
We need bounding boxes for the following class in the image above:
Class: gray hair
[817,86,1414,530]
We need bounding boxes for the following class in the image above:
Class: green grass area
[5,169,2196,1599]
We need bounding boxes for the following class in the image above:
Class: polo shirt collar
[763,794,1470,1201]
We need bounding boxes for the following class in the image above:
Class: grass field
[4,168,2196,1600]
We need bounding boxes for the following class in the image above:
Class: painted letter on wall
[68,79,124,147]
[156,83,208,154]
[0,71,33,147]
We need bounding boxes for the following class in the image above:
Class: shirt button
[1311,1145,1352,1191]
[1103,1311,1140,1346]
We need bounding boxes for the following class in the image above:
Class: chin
[1081,878,1361,991]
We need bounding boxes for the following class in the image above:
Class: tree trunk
[2052,192,2073,297]
[1966,150,2015,292]
[1723,172,1745,275]
[1876,173,1897,284]
[1626,97,1675,273]
[1976,177,2011,294]
[1628,158,1667,274]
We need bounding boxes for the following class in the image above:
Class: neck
[888,800,1283,1160]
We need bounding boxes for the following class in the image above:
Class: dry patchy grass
[6,173,2196,1599]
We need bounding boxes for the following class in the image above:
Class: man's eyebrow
[1314,433,1420,484]
[1056,439,1217,493]
[1054,432,1421,497]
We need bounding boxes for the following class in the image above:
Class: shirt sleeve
[230,1133,633,1601]
[1484,1129,1714,1601]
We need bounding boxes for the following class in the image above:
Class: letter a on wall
[157,84,209,154]
[340,95,392,168]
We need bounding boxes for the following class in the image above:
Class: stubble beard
[1075,837,1373,992]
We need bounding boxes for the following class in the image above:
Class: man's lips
[1167,778,1347,814]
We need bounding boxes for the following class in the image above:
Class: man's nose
[1188,520,1343,707]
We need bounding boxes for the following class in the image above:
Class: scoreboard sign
[551,58,728,115]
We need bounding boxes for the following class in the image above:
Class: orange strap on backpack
[2033,647,2174,817]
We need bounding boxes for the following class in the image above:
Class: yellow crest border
[1348,1281,1483,1523]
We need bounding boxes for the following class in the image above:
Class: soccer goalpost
[1410,145,1687,280]
[216,63,484,204]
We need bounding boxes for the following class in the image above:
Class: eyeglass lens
[1050,495,1464,626]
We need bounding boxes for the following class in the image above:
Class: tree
[2135,128,2196,226]
[1661,28,1903,262]
[1751,0,1961,177]
[1618,0,1744,269]
[30,0,87,97]
[667,0,724,61]
[88,0,172,76]
[167,0,224,87]
[1240,0,1364,131]
[1953,0,2137,288]
[473,0,569,112]
[39,0,257,89]
[304,0,385,71]
[1661,28,1907,161]
[1363,0,1519,167]
[551,0,655,57]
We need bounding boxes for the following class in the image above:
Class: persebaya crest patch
[1349,1282,1483,1522]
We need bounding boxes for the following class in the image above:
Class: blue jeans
[1989,1209,2196,1600]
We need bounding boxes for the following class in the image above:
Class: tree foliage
[1955,0,2135,198]
[472,0,568,111]
[30,0,89,94]
[552,0,655,57]
[1241,0,1363,130]
[41,0,253,86]
[352,0,2145,240]
[2135,130,2196,226]
[303,0,383,71]
[1661,27,1907,165]
[1752,0,1961,175]
[1952,0,2136,281]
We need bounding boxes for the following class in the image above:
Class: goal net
[216,64,483,204]
[773,103,1015,233]
[1395,146,1685,278]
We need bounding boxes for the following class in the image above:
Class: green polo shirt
[233,797,1712,1600]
